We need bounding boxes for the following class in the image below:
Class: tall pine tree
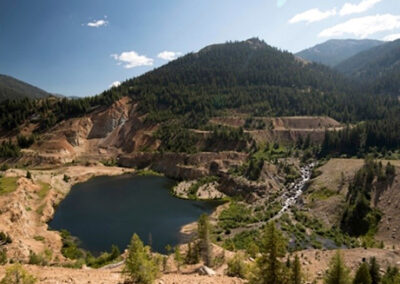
[324,251,351,284]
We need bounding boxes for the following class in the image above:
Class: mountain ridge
[296,39,384,67]
[0,74,52,101]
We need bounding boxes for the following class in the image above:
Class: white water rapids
[272,162,315,220]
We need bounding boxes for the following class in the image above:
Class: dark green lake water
[49,174,220,254]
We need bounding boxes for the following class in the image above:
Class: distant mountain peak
[296,39,384,67]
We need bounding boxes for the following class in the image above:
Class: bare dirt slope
[299,248,400,283]
[12,97,160,166]
[210,116,343,144]
[0,264,244,284]
[304,158,400,245]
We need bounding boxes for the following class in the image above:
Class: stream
[273,162,314,220]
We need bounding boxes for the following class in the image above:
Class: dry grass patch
[36,181,51,200]
[0,177,18,195]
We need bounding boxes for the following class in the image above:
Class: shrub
[0,248,7,265]
[0,164,9,171]
[226,253,249,278]
[0,263,36,284]
[0,232,12,245]
[63,174,70,182]
[28,250,51,266]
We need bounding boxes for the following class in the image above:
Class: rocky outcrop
[218,174,270,199]
[118,151,247,180]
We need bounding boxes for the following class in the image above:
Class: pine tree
[369,257,380,284]
[353,262,372,284]
[174,246,183,273]
[123,234,158,284]
[324,251,351,284]
[381,266,400,284]
[198,214,213,267]
[253,222,287,284]
[291,255,303,284]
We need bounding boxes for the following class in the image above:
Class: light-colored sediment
[0,165,134,262]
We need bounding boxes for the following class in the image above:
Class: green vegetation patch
[223,229,260,253]
[60,229,121,269]
[0,176,18,195]
[36,181,51,200]
[218,202,253,230]
[135,169,163,176]
[308,186,337,201]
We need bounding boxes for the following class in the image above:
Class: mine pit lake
[50,174,221,254]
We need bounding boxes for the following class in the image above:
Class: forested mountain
[296,39,383,67]
[117,38,394,125]
[0,74,51,101]
[335,39,400,94]
[2,38,399,135]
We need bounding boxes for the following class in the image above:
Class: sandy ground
[299,248,400,283]
[0,264,244,284]
[0,165,134,262]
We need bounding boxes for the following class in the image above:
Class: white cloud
[157,51,182,61]
[383,33,400,41]
[319,14,400,38]
[340,0,382,16]
[111,51,154,68]
[109,81,121,88]
[289,8,337,24]
[87,17,108,28]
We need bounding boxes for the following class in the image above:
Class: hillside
[0,74,51,102]
[122,38,368,122]
[296,39,383,67]
[335,39,400,94]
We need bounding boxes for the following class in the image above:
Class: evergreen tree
[123,234,158,284]
[197,214,213,267]
[368,257,380,284]
[353,262,372,284]
[253,222,287,284]
[324,251,351,284]
[291,255,303,284]
[174,246,183,273]
[381,267,400,284]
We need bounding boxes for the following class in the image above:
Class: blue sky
[0,0,399,97]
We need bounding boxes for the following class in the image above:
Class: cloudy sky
[0,0,399,97]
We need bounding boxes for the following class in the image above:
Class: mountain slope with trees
[296,39,383,67]
[335,39,400,94]
[119,38,394,125]
[0,74,52,102]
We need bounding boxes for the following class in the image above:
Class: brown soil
[298,248,400,283]
[304,158,400,245]
[0,166,134,262]
[210,115,343,144]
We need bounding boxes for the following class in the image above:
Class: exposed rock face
[0,177,63,262]
[26,97,159,165]
[218,174,270,198]
[119,152,248,180]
